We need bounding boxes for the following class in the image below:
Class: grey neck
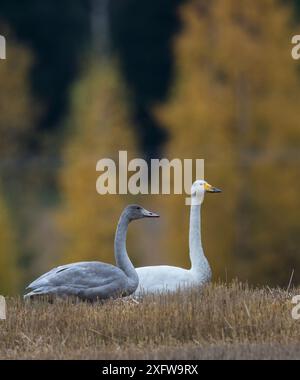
[114,212,139,285]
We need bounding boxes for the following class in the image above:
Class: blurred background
[0,0,300,295]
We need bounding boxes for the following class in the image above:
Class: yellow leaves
[57,59,138,265]
[156,0,300,285]
[0,186,19,295]
[0,28,37,294]
[0,28,36,156]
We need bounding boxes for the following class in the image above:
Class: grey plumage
[24,205,159,302]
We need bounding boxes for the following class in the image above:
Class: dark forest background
[0,0,184,156]
[1,0,300,294]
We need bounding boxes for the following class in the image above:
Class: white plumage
[135,180,221,295]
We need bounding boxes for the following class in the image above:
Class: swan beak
[143,210,160,218]
[205,183,222,193]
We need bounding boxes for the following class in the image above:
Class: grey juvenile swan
[24,205,159,301]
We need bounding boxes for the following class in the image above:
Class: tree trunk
[91,0,110,58]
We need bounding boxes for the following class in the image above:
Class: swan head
[191,180,222,205]
[125,204,160,221]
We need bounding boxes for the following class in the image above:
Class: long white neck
[189,203,211,279]
[114,213,139,285]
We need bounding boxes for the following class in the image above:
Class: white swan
[135,180,221,295]
[24,205,159,301]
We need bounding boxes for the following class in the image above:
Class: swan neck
[189,203,207,270]
[114,213,138,284]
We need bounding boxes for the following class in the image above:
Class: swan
[135,180,221,295]
[24,205,159,301]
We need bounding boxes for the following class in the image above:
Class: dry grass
[1,281,300,360]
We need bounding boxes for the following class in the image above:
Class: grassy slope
[1,282,300,359]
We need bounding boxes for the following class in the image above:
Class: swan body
[135,265,211,294]
[135,180,221,295]
[25,262,136,301]
[24,205,159,301]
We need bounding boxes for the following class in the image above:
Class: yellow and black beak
[204,183,222,194]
